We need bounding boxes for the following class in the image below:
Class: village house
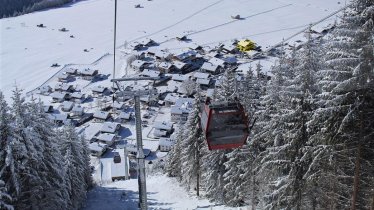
[71,105,84,117]
[93,111,111,122]
[172,60,190,73]
[153,121,174,135]
[112,101,126,113]
[89,142,108,157]
[140,69,161,78]
[54,83,75,92]
[138,38,157,47]
[173,50,197,62]
[61,101,75,112]
[196,78,212,87]
[192,72,210,80]
[129,42,143,51]
[130,60,151,71]
[171,74,190,82]
[100,122,121,134]
[220,44,238,54]
[117,112,132,122]
[157,62,175,73]
[51,92,69,103]
[47,113,69,125]
[163,93,179,106]
[70,92,86,103]
[43,105,54,113]
[158,138,175,152]
[79,68,99,80]
[92,86,111,97]
[64,68,78,75]
[154,51,172,61]
[95,133,117,147]
[153,129,168,138]
[170,97,194,122]
[57,73,72,83]
[200,62,221,74]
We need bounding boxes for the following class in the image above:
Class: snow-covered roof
[153,129,168,137]
[57,73,70,80]
[112,101,125,109]
[118,112,131,120]
[172,60,187,70]
[61,101,74,109]
[55,83,73,91]
[159,138,174,147]
[193,72,210,79]
[89,142,107,152]
[171,98,194,115]
[196,78,211,85]
[131,60,147,68]
[92,86,107,93]
[79,68,98,76]
[43,105,53,113]
[96,133,116,143]
[70,92,85,99]
[93,111,110,120]
[157,85,177,94]
[164,93,179,103]
[141,69,160,77]
[175,50,197,60]
[154,51,171,59]
[153,121,173,131]
[37,85,51,93]
[172,74,189,82]
[201,62,219,72]
[72,105,84,113]
[208,57,225,66]
[224,56,238,64]
[64,68,77,74]
[222,44,237,51]
[100,122,121,133]
[158,62,173,70]
[47,113,68,121]
[51,92,68,99]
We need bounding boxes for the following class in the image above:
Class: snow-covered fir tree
[180,97,204,195]
[165,123,184,181]
[0,180,13,210]
[59,125,89,209]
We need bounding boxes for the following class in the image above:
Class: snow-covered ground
[1,0,343,99]
[84,173,238,210]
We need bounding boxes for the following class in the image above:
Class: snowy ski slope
[1,0,344,99]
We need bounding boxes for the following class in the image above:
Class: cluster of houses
[36,37,265,159]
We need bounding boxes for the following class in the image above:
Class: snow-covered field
[1,0,343,99]
[1,0,345,209]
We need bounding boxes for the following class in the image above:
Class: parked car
[113,152,121,163]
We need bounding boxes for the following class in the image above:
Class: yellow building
[237,39,256,52]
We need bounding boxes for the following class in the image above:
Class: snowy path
[84,174,240,210]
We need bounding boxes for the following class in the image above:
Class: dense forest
[0,88,92,210]
[166,0,374,209]
[0,0,75,18]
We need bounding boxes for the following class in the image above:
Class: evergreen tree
[165,124,184,181]
[0,180,13,210]
[180,98,204,195]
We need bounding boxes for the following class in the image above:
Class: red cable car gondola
[200,97,249,150]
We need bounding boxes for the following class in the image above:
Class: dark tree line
[0,0,75,18]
